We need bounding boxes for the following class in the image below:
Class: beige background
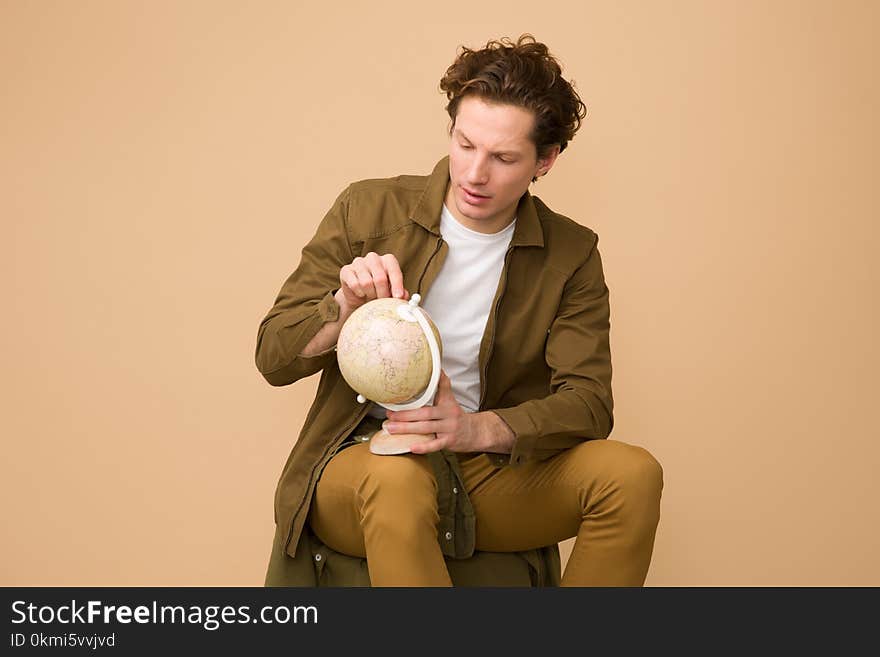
[2,1,877,586]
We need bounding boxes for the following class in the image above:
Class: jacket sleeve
[254,186,355,386]
[491,237,614,465]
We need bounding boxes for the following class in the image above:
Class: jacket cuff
[295,291,341,358]
[316,290,341,324]
[261,291,342,385]
[491,407,537,466]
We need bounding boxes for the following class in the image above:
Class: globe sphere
[336,297,442,405]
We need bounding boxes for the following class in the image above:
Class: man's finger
[364,253,391,298]
[386,407,440,422]
[352,266,377,300]
[381,254,406,299]
[434,370,453,398]
[340,269,365,298]
[385,420,443,435]
[409,435,448,455]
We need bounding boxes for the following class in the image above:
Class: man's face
[445,95,559,233]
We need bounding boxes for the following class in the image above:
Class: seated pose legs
[309,438,662,587]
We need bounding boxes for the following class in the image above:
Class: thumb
[436,370,452,395]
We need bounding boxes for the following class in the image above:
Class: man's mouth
[462,186,490,200]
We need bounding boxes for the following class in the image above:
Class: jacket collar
[410,156,545,248]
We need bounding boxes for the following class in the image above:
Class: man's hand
[337,252,410,313]
[303,252,409,358]
[383,371,515,454]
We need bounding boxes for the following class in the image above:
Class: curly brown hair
[439,34,587,161]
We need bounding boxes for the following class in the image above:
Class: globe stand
[348,293,442,456]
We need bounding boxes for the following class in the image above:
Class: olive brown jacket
[255,155,613,582]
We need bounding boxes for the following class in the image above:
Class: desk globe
[336,294,442,455]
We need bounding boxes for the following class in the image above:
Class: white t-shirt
[367,204,515,418]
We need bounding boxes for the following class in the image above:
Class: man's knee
[599,444,663,531]
[619,445,663,501]
[572,440,663,507]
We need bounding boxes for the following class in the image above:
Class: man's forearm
[298,289,355,357]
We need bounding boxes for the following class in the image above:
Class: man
[255,34,663,586]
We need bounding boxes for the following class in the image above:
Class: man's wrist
[477,411,515,454]
[333,288,357,323]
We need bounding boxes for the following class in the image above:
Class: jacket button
[445,532,453,541]
[452,487,458,494]
[314,554,322,562]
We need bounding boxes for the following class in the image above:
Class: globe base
[368,428,435,455]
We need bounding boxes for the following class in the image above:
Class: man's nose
[466,154,489,185]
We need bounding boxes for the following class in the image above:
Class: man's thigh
[460,439,647,552]
[308,442,437,558]
[308,443,369,558]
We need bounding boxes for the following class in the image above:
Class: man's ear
[536,144,561,178]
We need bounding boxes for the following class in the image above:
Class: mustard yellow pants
[309,438,663,587]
